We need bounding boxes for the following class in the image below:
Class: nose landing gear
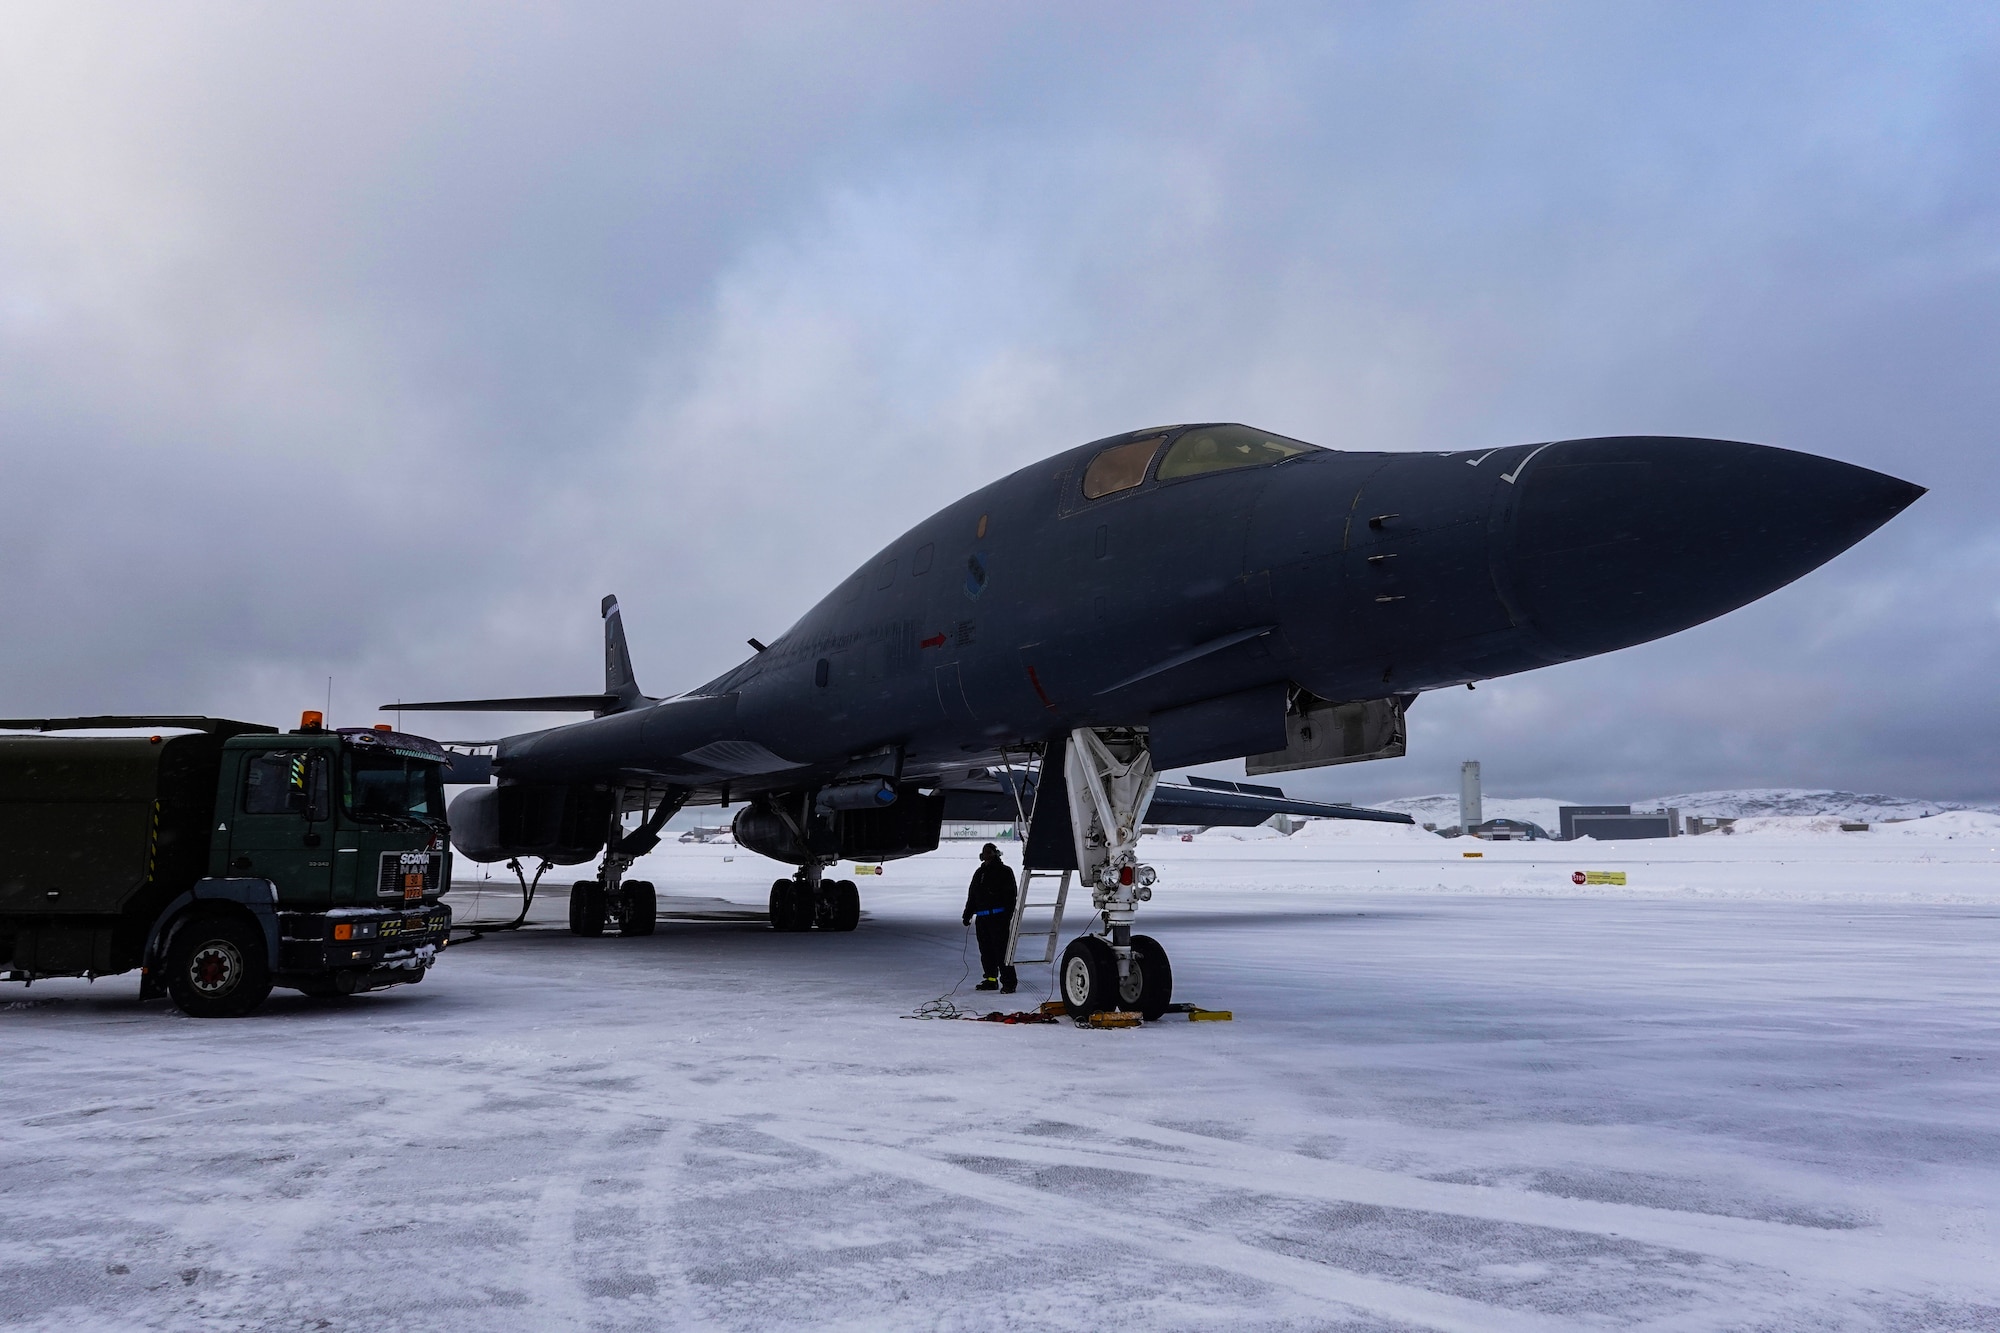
[1056,727,1174,1019]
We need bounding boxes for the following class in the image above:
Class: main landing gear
[1055,727,1174,1020]
[568,876,657,938]
[567,785,683,938]
[769,862,860,933]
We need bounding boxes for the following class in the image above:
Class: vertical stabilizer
[603,595,642,710]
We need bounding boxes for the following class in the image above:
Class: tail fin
[603,595,642,709]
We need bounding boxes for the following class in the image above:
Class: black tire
[619,881,657,936]
[1059,935,1118,1018]
[789,880,816,931]
[825,879,860,932]
[164,913,273,1018]
[769,878,806,932]
[569,880,606,937]
[1118,934,1173,1021]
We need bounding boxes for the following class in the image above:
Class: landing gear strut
[1057,727,1173,1019]
[769,863,860,932]
[568,785,683,938]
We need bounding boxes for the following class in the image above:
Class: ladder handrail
[1007,866,1071,966]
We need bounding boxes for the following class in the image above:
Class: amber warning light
[373,723,392,732]
[300,710,324,731]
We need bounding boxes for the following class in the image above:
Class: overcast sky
[3,2,1996,804]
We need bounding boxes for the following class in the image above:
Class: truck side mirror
[306,752,332,823]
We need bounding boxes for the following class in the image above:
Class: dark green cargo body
[0,731,251,976]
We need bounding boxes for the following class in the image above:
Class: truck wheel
[165,914,274,1018]
[569,881,606,937]
[619,880,657,936]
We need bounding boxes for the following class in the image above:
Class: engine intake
[733,786,943,866]
[448,783,614,864]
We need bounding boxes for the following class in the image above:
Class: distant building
[1559,805,1680,840]
[941,822,1017,841]
[1468,818,1551,841]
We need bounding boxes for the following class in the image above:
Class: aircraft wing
[382,694,619,713]
[938,771,1411,828]
[1147,778,1413,827]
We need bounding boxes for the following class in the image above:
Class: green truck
[0,713,454,1016]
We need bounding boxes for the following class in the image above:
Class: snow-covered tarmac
[5,828,1998,1331]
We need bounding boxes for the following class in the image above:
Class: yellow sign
[1571,870,1627,886]
[853,864,883,876]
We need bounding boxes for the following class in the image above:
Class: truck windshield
[344,752,445,822]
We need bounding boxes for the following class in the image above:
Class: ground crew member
[962,842,1018,993]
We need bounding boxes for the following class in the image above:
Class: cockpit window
[1156,424,1318,481]
[1081,436,1166,499]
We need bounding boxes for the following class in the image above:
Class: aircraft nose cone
[1504,437,1924,659]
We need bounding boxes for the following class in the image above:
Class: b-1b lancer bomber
[391,425,1923,1017]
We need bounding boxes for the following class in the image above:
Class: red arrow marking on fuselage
[920,633,947,650]
[1024,664,1057,711]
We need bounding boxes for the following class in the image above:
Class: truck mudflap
[275,903,453,993]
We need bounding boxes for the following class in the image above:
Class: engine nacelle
[448,783,614,865]
[732,786,945,866]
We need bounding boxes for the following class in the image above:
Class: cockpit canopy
[1081,423,1319,500]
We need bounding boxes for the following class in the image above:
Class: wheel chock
[1080,1011,1143,1029]
[1187,1008,1233,1022]
[1037,1000,1068,1017]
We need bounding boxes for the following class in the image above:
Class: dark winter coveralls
[962,852,1018,992]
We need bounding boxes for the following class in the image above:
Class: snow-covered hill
[1641,789,1988,821]
[1354,788,1990,829]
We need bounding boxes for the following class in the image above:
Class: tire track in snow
[770,1124,1603,1333]
[926,1122,1995,1299]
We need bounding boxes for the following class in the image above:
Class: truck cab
[0,713,454,1016]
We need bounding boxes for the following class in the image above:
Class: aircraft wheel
[165,913,274,1018]
[824,879,860,932]
[769,878,810,932]
[619,880,657,936]
[1059,935,1117,1018]
[569,880,606,937]
[1118,934,1173,1021]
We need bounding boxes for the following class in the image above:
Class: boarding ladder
[1005,868,1072,967]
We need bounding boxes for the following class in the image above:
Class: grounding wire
[906,918,976,1019]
